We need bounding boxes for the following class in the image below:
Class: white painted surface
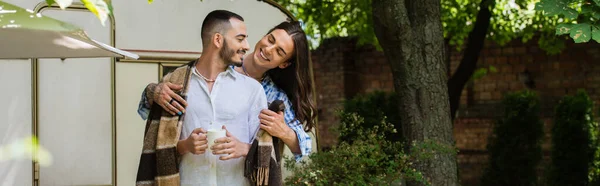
[115,62,157,186]
[0,60,32,186]
[37,9,113,185]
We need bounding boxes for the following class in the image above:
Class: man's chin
[231,60,243,67]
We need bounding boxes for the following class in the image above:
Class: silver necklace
[242,64,265,82]
[194,67,216,82]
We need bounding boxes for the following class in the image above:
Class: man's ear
[212,33,223,48]
[278,61,291,69]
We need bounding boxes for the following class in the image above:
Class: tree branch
[447,0,495,120]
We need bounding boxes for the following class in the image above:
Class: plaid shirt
[137,73,312,161]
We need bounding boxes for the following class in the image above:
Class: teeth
[259,51,268,61]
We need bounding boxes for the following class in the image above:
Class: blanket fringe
[257,167,269,186]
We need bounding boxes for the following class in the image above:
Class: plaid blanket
[245,100,286,186]
[136,61,194,186]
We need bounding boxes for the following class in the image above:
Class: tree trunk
[447,0,495,120]
[372,0,458,186]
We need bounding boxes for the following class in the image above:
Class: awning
[0,1,138,59]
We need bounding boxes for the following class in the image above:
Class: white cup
[206,129,226,154]
[206,128,226,186]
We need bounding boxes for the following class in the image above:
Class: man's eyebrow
[236,34,248,38]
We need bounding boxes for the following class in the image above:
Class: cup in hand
[206,129,226,154]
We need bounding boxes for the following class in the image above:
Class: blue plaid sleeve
[137,88,151,120]
[286,116,312,161]
[262,78,312,161]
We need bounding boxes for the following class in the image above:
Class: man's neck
[237,56,267,81]
[195,53,229,80]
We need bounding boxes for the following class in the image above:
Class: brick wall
[312,38,394,149]
[311,36,600,185]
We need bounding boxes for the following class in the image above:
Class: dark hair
[201,10,244,47]
[265,21,316,132]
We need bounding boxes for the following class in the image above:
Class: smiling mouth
[259,48,270,61]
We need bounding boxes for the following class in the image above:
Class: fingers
[260,109,277,116]
[259,113,275,121]
[162,99,180,115]
[219,152,236,160]
[166,82,183,91]
[170,101,186,114]
[191,143,208,154]
[167,89,187,109]
[259,124,272,130]
[211,137,234,151]
[188,132,208,155]
[191,128,207,135]
[222,125,233,137]
[213,136,232,144]
[158,82,187,115]
[212,145,234,155]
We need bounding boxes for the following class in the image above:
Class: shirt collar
[191,65,240,81]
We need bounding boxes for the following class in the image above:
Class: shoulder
[230,69,265,95]
[262,77,289,102]
[162,64,191,84]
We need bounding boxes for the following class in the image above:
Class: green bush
[548,90,600,185]
[284,112,452,186]
[340,91,403,143]
[481,90,544,186]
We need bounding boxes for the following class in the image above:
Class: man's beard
[220,39,244,67]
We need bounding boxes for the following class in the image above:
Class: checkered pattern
[261,76,312,161]
[137,71,313,161]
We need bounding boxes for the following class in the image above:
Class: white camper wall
[115,62,156,185]
[37,9,113,185]
[113,0,289,53]
[0,60,32,186]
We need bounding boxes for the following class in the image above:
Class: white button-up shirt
[179,66,267,186]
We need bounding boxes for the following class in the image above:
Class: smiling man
[136,10,267,186]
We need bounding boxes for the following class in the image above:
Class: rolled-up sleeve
[137,88,151,120]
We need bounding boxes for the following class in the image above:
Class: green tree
[275,0,564,185]
[535,0,600,43]
[548,90,598,185]
[277,0,565,121]
[481,90,543,186]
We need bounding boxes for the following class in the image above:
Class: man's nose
[242,39,250,51]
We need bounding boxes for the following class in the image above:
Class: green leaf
[535,0,578,19]
[148,0,153,4]
[535,0,561,15]
[592,26,600,43]
[54,0,74,9]
[570,23,592,43]
[103,0,113,14]
[472,68,488,80]
[564,8,579,20]
[489,66,498,73]
[81,0,110,26]
[556,23,573,35]
[583,4,600,20]
[45,0,56,6]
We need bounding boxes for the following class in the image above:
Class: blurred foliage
[276,0,569,53]
[535,0,600,43]
[45,0,112,26]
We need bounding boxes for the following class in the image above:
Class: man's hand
[211,125,251,160]
[178,128,208,155]
[150,82,188,115]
